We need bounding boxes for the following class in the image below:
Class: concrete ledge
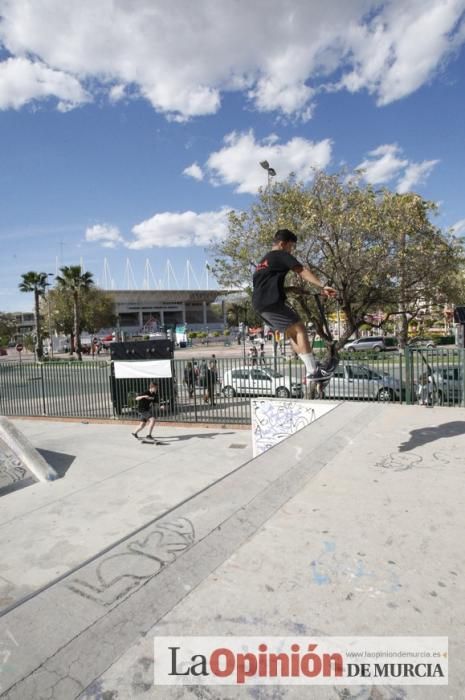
[11,415,250,430]
[0,416,57,483]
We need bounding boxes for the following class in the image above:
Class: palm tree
[226,302,244,327]
[18,271,49,360]
[55,266,94,360]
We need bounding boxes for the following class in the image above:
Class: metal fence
[0,348,464,424]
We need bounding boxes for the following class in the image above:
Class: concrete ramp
[1,403,464,699]
[251,396,339,455]
[0,417,57,496]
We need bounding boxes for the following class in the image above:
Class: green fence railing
[0,348,463,424]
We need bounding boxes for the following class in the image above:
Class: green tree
[45,288,74,349]
[212,172,465,348]
[44,285,116,349]
[18,271,49,359]
[81,287,116,336]
[226,299,262,328]
[0,312,16,347]
[55,266,94,360]
[225,302,244,327]
[374,192,465,345]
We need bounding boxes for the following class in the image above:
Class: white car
[222,366,303,399]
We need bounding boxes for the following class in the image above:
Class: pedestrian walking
[249,344,258,366]
[417,371,433,406]
[204,360,218,405]
[184,361,195,398]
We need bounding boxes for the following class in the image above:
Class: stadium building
[111,289,229,332]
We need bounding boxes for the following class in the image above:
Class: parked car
[343,336,398,353]
[407,337,436,349]
[0,348,7,356]
[321,362,403,401]
[222,366,303,398]
[429,366,463,405]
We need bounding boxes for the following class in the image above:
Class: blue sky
[1,0,465,312]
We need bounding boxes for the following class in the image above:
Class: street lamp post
[242,307,247,365]
[259,160,276,187]
[260,160,276,230]
[259,160,277,366]
[47,295,52,358]
[45,273,54,358]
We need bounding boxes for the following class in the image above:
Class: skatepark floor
[1,404,464,699]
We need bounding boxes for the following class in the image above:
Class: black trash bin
[110,340,176,416]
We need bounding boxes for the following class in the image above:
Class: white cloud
[85,224,124,248]
[250,78,315,118]
[356,144,409,185]
[0,57,89,110]
[108,84,126,104]
[183,163,204,181]
[340,0,465,105]
[356,143,439,192]
[127,208,231,249]
[396,159,440,193]
[205,130,332,194]
[0,1,464,118]
[451,218,465,235]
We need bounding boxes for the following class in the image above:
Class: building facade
[111,290,227,332]
[12,312,36,341]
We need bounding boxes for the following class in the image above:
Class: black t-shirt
[252,250,303,312]
[138,389,159,412]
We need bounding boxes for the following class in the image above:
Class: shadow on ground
[161,432,237,441]
[399,421,465,452]
[37,449,76,478]
[0,476,36,497]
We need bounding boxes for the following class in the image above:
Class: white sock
[299,352,317,374]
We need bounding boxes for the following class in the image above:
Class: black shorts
[259,304,301,332]
[138,410,153,422]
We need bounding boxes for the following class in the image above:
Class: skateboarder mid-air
[252,229,338,382]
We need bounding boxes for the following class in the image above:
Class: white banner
[114,360,172,379]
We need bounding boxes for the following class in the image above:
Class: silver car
[322,362,403,401]
[430,366,463,405]
[344,336,398,353]
[407,337,437,349]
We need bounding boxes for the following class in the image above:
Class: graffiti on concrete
[310,540,402,596]
[373,450,458,473]
[66,517,195,607]
[251,398,338,457]
[0,437,29,488]
[374,452,423,472]
[252,399,315,457]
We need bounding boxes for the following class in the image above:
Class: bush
[435,335,455,346]
[339,349,397,360]
[224,329,230,336]
[213,331,221,337]
[188,332,198,339]
[384,337,398,347]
